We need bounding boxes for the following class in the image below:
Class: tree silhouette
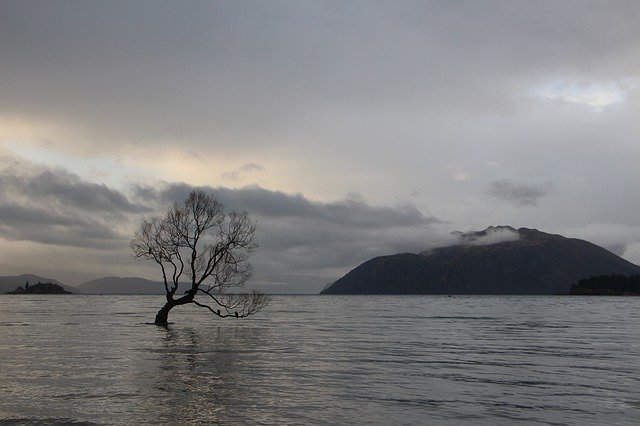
[131,188,269,324]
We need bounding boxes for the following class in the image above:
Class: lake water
[0,295,638,425]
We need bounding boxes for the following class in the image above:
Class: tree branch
[190,300,241,318]
[131,188,267,322]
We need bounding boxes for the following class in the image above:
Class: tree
[131,188,269,325]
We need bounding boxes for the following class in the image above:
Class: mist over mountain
[321,227,640,295]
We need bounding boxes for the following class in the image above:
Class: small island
[569,275,640,296]
[6,282,73,294]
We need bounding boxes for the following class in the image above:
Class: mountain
[0,274,80,294]
[321,226,640,295]
[77,277,165,294]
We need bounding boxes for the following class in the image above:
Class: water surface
[0,295,638,424]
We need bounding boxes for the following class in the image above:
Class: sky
[1,0,639,292]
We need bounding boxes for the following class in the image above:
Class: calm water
[0,295,638,425]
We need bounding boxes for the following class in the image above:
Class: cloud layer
[2,1,639,202]
[0,154,145,249]
[2,153,638,291]
[0,154,444,291]
[1,2,640,288]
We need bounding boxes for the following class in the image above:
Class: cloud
[221,162,264,182]
[449,226,520,246]
[469,227,520,246]
[534,79,639,111]
[488,180,553,206]
[623,242,640,265]
[0,155,150,248]
[0,154,444,289]
[1,2,640,287]
[0,153,147,215]
[135,182,444,279]
[2,2,639,162]
[1,2,639,219]
[562,223,640,265]
[2,153,638,289]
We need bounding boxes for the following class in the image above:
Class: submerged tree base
[154,300,182,324]
[152,291,270,324]
[154,307,172,325]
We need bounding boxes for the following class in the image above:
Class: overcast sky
[1,1,639,292]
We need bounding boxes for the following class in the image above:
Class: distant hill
[0,274,80,294]
[77,277,165,294]
[321,226,640,295]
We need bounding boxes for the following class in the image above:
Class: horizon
[1,1,640,292]
[3,224,640,296]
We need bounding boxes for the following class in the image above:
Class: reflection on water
[148,325,273,424]
[0,295,639,425]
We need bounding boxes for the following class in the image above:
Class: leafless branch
[191,290,270,318]
[131,188,268,323]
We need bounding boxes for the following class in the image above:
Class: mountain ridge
[321,226,640,295]
[0,275,165,295]
[77,276,165,294]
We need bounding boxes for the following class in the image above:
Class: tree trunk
[154,294,195,325]
[154,301,176,325]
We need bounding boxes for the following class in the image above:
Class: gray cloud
[0,156,444,290]
[488,180,553,207]
[0,156,144,248]
[451,226,521,246]
[562,223,640,263]
[135,182,444,283]
[221,163,264,182]
[471,228,520,246]
[135,182,438,228]
[1,1,640,286]
[0,155,147,215]
[2,1,639,155]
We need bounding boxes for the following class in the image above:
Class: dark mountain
[78,277,164,294]
[0,274,80,294]
[77,277,165,294]
[321,226,640,295]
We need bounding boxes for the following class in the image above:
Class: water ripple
[0,295,638,425]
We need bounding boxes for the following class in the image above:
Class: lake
[0,295,638,425]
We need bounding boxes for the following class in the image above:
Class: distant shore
[6,282,72,295]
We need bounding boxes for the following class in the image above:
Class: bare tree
[131,188,269,324]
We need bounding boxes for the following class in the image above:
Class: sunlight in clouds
[534,79,638,111]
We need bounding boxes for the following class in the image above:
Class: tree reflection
[150,324,270,423]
